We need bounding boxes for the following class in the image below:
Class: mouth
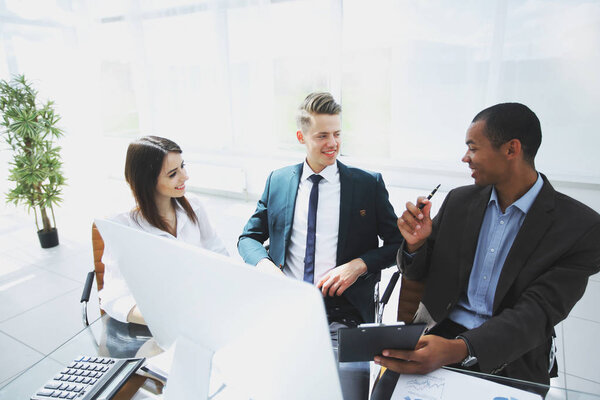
[175,184,186,190]
[323,149,337,157]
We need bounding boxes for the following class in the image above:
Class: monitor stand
[163,336,214,400]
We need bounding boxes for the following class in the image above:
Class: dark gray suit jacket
[400,174,600,385]
[238,160,403,322]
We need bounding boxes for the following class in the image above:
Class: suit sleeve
[360,173,404,273]
[237,173,273,266]
[462,221,600,374]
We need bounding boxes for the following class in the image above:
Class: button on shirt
[448,174,544,330]
[285,161,340,284]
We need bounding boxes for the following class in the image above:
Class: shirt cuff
[101,294,136,323]
[403,250,417,262]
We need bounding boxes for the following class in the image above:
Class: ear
[296,130,305,144]
[505,139,522,160]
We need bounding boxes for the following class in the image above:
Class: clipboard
[337,323,427,362]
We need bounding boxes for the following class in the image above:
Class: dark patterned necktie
[303,174,323,283]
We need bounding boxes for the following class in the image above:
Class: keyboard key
[58,392,69,398]
[66,394,77,400]
[82,378,92,384]
[44,382,61,390]
[36,389,55,397]
[67,376,77,382]
[57,383,68,390]
[75,377,84,383]
[71,385,84,393]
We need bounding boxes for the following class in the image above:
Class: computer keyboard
[31,355,145,400]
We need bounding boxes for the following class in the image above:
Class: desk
[1,315,599,400]
[0,315,160,400]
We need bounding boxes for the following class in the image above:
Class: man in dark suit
[238,92,402,325]
[374,103,600,389]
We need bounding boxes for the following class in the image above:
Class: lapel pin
[359,209,367,217]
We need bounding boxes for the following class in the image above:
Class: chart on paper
[392,368,541,400]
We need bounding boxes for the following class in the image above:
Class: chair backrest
[92,223,106,292]
[396,276,425,323]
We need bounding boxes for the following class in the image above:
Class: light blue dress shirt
[448,174,544,330]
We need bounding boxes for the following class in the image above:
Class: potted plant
[0,75,66,248]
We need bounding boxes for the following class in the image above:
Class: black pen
[418,184,441,209]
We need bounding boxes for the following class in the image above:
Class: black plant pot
[38,228,59,248]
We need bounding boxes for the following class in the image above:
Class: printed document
[392,368,541,400]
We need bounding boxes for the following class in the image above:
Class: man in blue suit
[238,92,402,326]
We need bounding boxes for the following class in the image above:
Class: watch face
[462,355,478,368]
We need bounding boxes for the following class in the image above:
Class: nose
[182,169,189,181]
[327,135,337,148]
[461,152,470,164]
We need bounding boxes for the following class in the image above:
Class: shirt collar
[301,160,339,183]
[132,201,188,238]
[489,173,543,214]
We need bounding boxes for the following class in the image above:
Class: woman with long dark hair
[99,136,228,324]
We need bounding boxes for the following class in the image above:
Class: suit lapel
[458,187,491,287]
[284,163,303,248]
[493,179,555,311]
[337,161,353,265]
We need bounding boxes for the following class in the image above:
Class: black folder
[337,323,427,362]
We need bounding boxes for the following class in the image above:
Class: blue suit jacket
[238,161,402,322]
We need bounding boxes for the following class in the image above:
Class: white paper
[392,368,541,400]
[142,344,175,382]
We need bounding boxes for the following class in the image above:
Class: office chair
[396,276,425,323]
[375,268,424,324]
[81,223,106,327]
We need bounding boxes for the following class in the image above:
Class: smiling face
[155,151,189,201]
[462,120,510,187]
[297,113,341,173]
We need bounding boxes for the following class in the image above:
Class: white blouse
[98,196,229,323]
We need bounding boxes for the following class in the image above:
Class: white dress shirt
[285,161,340,283]
[98,195,228,323]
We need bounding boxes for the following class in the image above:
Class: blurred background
[0,0,599,395]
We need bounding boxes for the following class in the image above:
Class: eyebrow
[466,139,475,145]
[166,167,178,175]
[316,130,341,135]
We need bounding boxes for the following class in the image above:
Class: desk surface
[0,315,160,400]
[1,315,598,400]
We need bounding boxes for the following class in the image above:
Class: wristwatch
[456,335,478,367]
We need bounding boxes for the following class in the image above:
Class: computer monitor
[94,218,343,400]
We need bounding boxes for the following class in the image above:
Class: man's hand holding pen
[397,185,439,253]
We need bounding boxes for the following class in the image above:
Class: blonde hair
[296,92,341,132]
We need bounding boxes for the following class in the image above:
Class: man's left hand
[373,335,468,375]
[317,258,368,297]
